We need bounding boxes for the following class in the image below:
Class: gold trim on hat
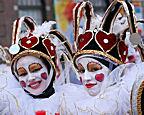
[11,50,56,78]
[136,80,144,114]
[73,50,123,66]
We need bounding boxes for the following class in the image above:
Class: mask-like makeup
[16,55,53,95]
[77,57,110,96]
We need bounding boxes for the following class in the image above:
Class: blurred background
[0,0,143,47]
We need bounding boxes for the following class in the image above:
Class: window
[18,0,43,24]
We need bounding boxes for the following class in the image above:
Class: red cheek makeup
[20,81,26,88]
[95,73,104,82]
[41,72,48,80]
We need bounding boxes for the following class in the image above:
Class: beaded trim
[137,81,144,114]
[11,50,56,79]
[131,73,144,114]
[73,50,123,67]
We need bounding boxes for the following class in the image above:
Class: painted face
[77,57,110,96]
[16,55,53,95]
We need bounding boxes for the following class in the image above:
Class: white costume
[0,1,144,115]
[0,16,73,115]
[56,1,143,115]
[55,63,136,115]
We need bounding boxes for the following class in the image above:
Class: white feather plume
[19,21,56,38]
[33,21,56,37]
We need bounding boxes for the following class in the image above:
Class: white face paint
[77,57,110,96]
[16,55,53,95]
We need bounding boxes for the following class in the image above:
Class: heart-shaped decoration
[118,41,128,62]
[95,73,104,82]
[77,31,93,50]
[20,35,38,49]
[95,31,117,52]
[43,39,56,57]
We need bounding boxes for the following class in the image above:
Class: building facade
[0,0,141,47]
[0,0,54,47]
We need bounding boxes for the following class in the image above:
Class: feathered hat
[70,0,139,71]
[9,16,72,78]
[9,16,72,98]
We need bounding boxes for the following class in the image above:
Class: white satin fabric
[58,63,143,115]
[0,63,144,115]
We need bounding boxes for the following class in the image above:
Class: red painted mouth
[85,83,97,88]
[28,80,42,89]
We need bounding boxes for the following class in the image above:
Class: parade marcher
[0,16,73,115]
[0,1,143,115]
[57,1,141,114]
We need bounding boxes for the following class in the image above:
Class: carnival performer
[0,1,142,115]
[56,1,143,114]
[0,16,73,115]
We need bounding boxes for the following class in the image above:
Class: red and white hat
[71,1,138,71]
[9,16,72,80]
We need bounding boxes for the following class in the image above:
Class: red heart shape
[41,72,48,80]
[43,39,56,57]
[20,36,38,49]
[95,73,104,82]
[77,31,93,50]
[96,31,117,52]
[118,41,128,62]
